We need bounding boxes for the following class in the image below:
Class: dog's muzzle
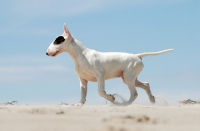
[46,52,49,56]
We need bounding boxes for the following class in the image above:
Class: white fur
[46,24,173,106]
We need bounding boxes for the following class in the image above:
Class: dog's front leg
[97,73,115,102]
[74,78,88,106]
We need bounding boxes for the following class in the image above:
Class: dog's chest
[74,62,97,82]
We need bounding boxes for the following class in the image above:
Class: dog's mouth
[52,50,60,56]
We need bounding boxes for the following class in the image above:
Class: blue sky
[0,0,199,105]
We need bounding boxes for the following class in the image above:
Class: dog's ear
[63,23,72,41]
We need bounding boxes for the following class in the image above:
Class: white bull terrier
[46,24,173,106]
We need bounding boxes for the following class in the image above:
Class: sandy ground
[0,104,200,131]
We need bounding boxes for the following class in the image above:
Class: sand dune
[0,104,200,131]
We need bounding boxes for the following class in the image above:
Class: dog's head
[46,24,73,57]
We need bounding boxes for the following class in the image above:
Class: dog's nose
[46,52,49,55]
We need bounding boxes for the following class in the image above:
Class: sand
[0,104,200,131]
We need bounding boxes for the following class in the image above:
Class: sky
[0,0,200,105]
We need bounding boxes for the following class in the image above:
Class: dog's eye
[54,36,65,45]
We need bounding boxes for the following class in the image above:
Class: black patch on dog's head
[54,36,65,45]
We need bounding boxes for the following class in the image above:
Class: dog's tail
[137,49,173,58]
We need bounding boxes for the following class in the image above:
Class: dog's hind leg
[135,79,155,104]
[123,72,138,105]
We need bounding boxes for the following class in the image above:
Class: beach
[0,104,200,131]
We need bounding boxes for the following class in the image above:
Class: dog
[46,24,173,106]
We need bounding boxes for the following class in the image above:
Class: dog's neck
[64,38,89,61]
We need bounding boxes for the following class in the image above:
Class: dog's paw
[150,95,156,104]
[110,94,130,106]
[74,103,84,106]
[109,94,115,102]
